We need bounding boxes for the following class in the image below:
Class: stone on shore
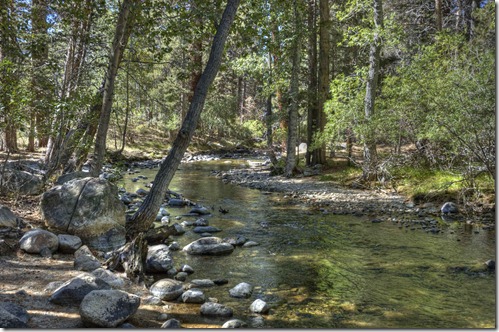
[80,290,140,327]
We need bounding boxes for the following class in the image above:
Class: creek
[120,159,495,328]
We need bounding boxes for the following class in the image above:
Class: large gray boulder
[49,273,112,306]
[41,177,126,251]
[19,229,59,254]
[183,237,234,256]
[80,290,140,327]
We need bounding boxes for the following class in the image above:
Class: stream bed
[120,160,495,328]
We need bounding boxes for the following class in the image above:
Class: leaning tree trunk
[91,0,139,177]
[126,0,240,239]
[285,0,302,178]
[362,0,383,181]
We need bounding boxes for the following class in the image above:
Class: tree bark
[306,0,318,166]
[44,0,94,174]
[0,0,20,153]
[92,0,139,177]
[312,0,329,165]
[127,0,240,238]
[362,0,384,180]
[435,0,442,31]
[30,0,51,151]
[285,0,302,177]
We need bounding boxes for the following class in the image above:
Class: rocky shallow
[213,163,495,233]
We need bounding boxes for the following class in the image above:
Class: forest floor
[0,145,495,328]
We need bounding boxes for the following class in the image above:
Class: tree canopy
[0,0,495,210]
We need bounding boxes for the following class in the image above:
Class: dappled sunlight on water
[120,161,495,328]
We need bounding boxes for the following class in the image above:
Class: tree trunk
[312,0,330,165]
[0,0,20,153]
[31,0,51,150]
[306,0,318,166]
[92,0,139,177]
[126,0,240,239]
[435,0,442,31]
[362,0,384,180]
[265,94,273,148]
[44,0,94,175]
[119,60,131,154]
[285,0,302,178]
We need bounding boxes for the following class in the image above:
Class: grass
[390,166,495,205]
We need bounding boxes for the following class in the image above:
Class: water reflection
[119,161,495,328]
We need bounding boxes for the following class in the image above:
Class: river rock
[189,206,211,215]
[183,237,234,256]
[174,272,188,281]
[0,302,29,328]
[441,202,458,214]
[189,279,215,288]
[149,279,184,301]
[161,319,182,328]
[1,169,43,195]
[74,245,102,271]
[80,290,140,327]
[222,319,247,328]
[146,244,174,273]
[242,241,259,247]
[49,273,112,306]
[168,241,180,251]
[200,302,233,317]
[0,205,19,228]
[91,268,125,288]
[168,198,185,207]
[249,299,270,314]
[192,226,221,233]
[19,229,59,254]
[172,223,185,235]
[143,295,163,306]
[181,288,206,303]
[193,218,209,226]
[181,264,194,274]
[229,282,253,298]
[41,177,126,251]
[57,234,82,254]
[223,236,247,246]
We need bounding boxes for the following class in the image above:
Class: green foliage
[242,119,265,138]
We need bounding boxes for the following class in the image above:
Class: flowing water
[120,160,496,328]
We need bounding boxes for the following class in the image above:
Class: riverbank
[0,151,495,328]
[213,162,495,227]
